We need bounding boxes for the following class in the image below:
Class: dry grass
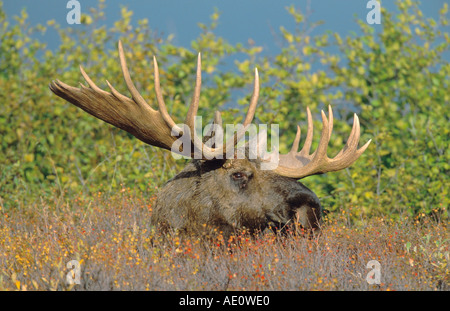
[0,191,447,291]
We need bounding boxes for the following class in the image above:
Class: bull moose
[49,41,370,238]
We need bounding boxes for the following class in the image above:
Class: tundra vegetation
[0,0,448,290]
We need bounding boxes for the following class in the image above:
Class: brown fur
[151,157,322,239]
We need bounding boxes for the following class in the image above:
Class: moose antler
[50,41,370,177]
[272,105,371,179]
[49,40,259,159]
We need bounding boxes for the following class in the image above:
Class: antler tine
[214,110,223,127]
[333,113,359,159]
[327,105,333,140]
[308,105,334,159]
[227,67,260,148]
[105,79,130,102]
[219,67,260,155]
[355,138,372,157]
[273,106,370,179]
[298,107,314,157]
[330,119,372,171]
[188,64,260,159]
[347,114,361,152]
[326,113,371,169]
[311,110,331,164]
[183,52,211,157]
[243,68,260,127]
[153,55,183,136]
[79,66,109,96]
[118,40,151,111]
[185,52,202,133]
[289,125,301,153]
[294,110,330,174]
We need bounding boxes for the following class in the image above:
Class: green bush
[0,0,447,221]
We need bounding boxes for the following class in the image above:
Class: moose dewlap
[49,41,370,238]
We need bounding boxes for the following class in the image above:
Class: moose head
[50,41,370,238]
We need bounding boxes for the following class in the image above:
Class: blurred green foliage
[0,0,448,221]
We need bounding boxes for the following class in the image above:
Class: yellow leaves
[10,273,25,291]
[357,66,365,75]
[15,39,24,50]
[296,62,310,73]
[237,60,250,73]
[349,194,359,203]
[348,50,356,61]
[302,46,312,56]
[16,128,24,140]
[24,154,34,163]
[395,119,408,130]
[211,11,220,22]
[334,33,343,45]
[349,77,360,87]
[285,32,294,44]
[120,6,133,20]
[32,280,39,290]
[206,65,215,74]
[384,169,396,178]
[69,181,79,190]
[318,94,327,103]
[310,73,318,85]
[439,3,448,16]
[80,14,92,25]
[364,192,374,200]
[132,151,142,159]
[248,45,263,55]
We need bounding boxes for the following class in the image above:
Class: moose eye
[232,172,245,180]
